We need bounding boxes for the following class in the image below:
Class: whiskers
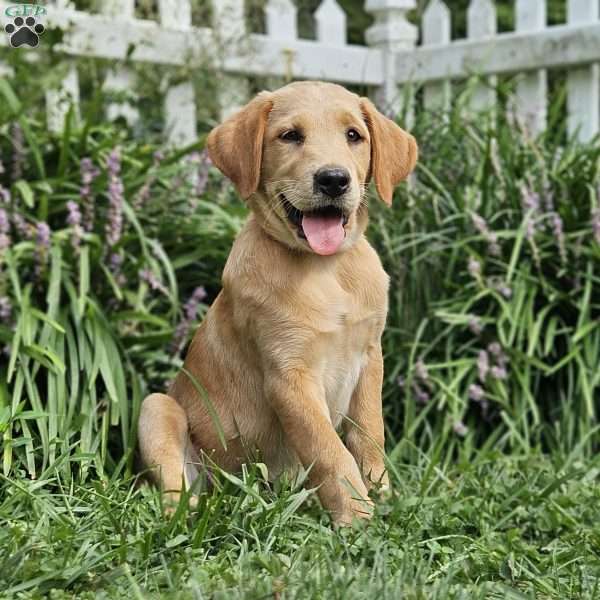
[260,179,302,222]
[267,179,306,214]
[358,182,376,208]
[264,178,376,218]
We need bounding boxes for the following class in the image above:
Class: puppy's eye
[280,130,303,143]
[346,128,362,143]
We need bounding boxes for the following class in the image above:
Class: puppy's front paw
[364,463,390,495]
[331,488,374,526]
[163,491,198,516]
[332,499,374,526]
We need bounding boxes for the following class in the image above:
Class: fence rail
[1,0,599,144]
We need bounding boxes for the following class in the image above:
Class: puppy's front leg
[267,370,372,524]
[343,343,389,492]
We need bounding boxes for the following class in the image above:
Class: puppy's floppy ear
[207,92,273,199]
[360,98,418,205]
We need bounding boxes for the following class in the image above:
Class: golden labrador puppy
[138,81,417,524]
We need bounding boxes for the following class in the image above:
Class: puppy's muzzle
[314,167,350,199]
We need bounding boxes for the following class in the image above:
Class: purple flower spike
[468,316,483,336]
[171,286,207,354]
[453,421,468,437]
[66,201,81,227]
[35,221,51,275]
[140,268,168,296]
[477,350,489,382]
[110,252,123,269]
[36,221,50,248]
[593,208,600,245]
[0,208,11,253]
[543,185,555,213]
[0,184,10,206]
[134,150,164,211]
[468,384,485,401]
[0,208,9,234]
[106,149,124,248]
[498,284,512,299]
[471,212,501,256]
[525,216,536,240]
[134,181,152,211]
[415,358,429,382]
[0,296,11,322]
[468,256,481,278]
[548,211,566,263]
[80,157,100,232]
[12,213,31,239]
[521,186,540,212]
[66,200,83,252]
[487,342,501,356]
[0,233,10,253]
[109,252,126,286]
[471,213,488,235]
[190,286,207,304]
[413,383,430,405]
[525,218,540,269]
[195,150,211,197]
[490,365,508,380]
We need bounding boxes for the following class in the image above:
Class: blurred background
[0,0,598,478]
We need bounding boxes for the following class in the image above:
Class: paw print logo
[5,16,45,48]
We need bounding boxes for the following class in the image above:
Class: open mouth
[280,194,349,256]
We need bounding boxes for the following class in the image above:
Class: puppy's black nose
[314,167,350,198]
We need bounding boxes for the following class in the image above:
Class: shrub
[374,101,600,456]
[1,79,599,485]
[0,81,242,478]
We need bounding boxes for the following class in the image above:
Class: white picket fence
[1,0,600,144]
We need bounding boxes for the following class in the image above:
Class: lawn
[2,449,599,598]
[1,77,600,598]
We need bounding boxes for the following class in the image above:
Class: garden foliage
[1,65,600,596]
[1,80,599,484]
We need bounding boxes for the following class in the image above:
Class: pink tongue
[301,213,345,255]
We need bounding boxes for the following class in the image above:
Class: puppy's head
[207,81,417,256]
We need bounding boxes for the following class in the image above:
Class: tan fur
[138,81,417,524]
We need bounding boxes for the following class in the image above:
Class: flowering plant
[0,82,242,478]
[373,104,600,452]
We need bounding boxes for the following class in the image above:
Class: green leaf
[13,180,34,208]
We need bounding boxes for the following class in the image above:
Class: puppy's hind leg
[138,393,199,508]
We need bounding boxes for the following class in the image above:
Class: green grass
[1,77,600,597]
[2,448,600,598]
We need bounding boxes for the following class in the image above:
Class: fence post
[101,0,139,127]
[365,0,417,118]
[422,0,451,112]
[315,0,347,45]
[265,0,298,41]
[212,0,250,118]
[159,0,198,147]
[466,0,497,113]
[567,0,599,142]
[45,0,79,133]
[514,0,547,136]
[46,64,80,134]
[265,0,298,83]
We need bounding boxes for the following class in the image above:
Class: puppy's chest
[312,296,382,428]
[288,262,388,426]
[320,339,368,428]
